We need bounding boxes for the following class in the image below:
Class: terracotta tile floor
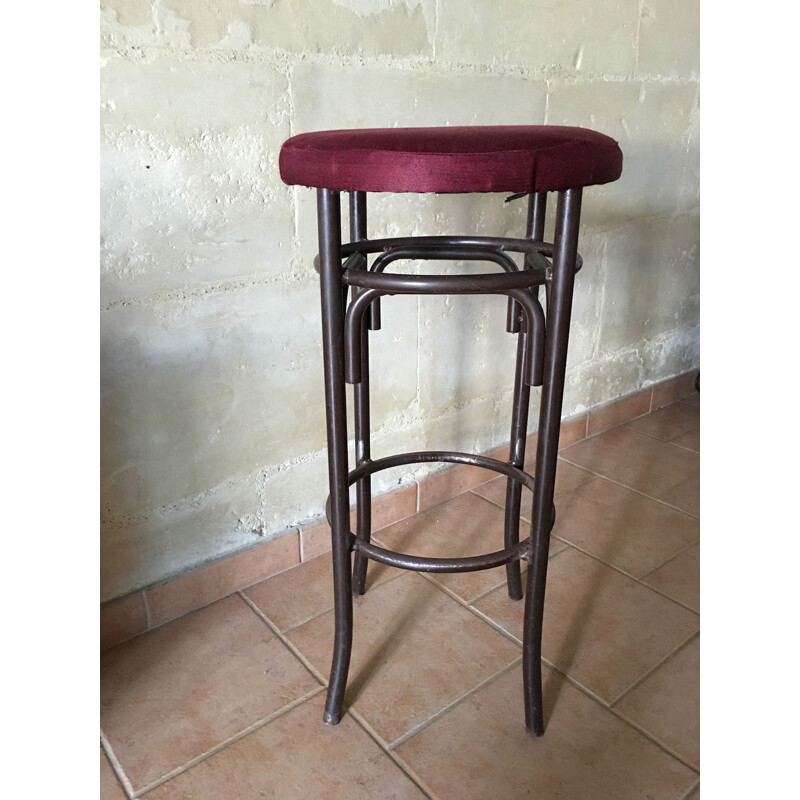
[101,394,700,799]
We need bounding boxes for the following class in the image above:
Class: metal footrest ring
[324,450,555,573]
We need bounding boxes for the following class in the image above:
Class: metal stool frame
[316,186,583,736]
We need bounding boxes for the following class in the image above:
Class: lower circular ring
[323,451,553,574]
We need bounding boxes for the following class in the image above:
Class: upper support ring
[343,271,546,386]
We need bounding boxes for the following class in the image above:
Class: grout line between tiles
[609,705,700,775]
[680,779,701,799]
[346,707,439,800]
[467,487,533,527]
[663,439,700,455]
[277,605,333,636]
[556,455,699,519]
[416,571,526,650]
[635,580,700,616]
[133,686,326,798]
[388,656,523,751]
[545,539,701,616]
[620,421,700,453]
[553,537,658,581]
[677,395,700,408]
[534,656,702,775]
[100,731,136,800]
[638,538,700,582]
[465,573,526,607]
[538,656,616,708]
[610,630,700,708]
[274,570,410,635]
[238,591,329,685]
[133,554,307,640]
[419,563,701,774]
[244,583,437,798]
[140,591,151,630]
[370,469,701,772]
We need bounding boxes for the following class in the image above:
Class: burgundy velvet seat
[279,125,622,194]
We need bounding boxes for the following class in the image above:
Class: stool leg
[350,191,372,597]
[522,188,583,736]
[503,330,529,601]
[317,188,353,726]
[503,192,547,601]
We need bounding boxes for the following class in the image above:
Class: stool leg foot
[318,188,354,727]
[522,188,583,737]
[522,545,546,737]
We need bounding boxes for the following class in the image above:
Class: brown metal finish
[356,538,528,572]
[523,188,583,736]
[503,192,547,601]
[366,244,526,333]
[312,187,586,738]
[349,191,372,598]
[342,234,553,258]
[322,449,555,572]
[316,189,353,726]
[342,277,545,387]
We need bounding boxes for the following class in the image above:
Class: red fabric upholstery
[279,126,622,194]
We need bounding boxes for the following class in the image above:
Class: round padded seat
[279,125,623,194]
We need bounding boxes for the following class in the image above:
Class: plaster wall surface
[100,0,699,601]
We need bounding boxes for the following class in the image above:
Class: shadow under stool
[279,125,623,736]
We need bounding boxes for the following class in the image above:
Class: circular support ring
[324,451,555,573]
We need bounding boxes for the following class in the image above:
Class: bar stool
[279,126,623,736]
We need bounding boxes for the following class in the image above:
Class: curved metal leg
[350,191,372,597]
[317,188,353,726]
[522,188,583,736]
[504,192,547,601]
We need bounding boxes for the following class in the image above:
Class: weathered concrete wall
[100,0,699,602]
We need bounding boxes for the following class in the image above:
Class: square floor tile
[101,748,127,800]
[145,694,426,799]
[243,551,397,633]
[553,477,699,578]
[374,492,552,603]
[643,543,700,613]
[615,636,700,769]
[471,459,596,517]
[625,401,700,444]
[660,475,700,517]
[671,427,700,453]
[560,426,699,516]
[395,664,698,800]
[680,392,700,408]
[287,572,521,745]
[101,594,320,791]
[473,547,699,703]
[101,592,147,651]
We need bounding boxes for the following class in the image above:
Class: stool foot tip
[323,710,343,726]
